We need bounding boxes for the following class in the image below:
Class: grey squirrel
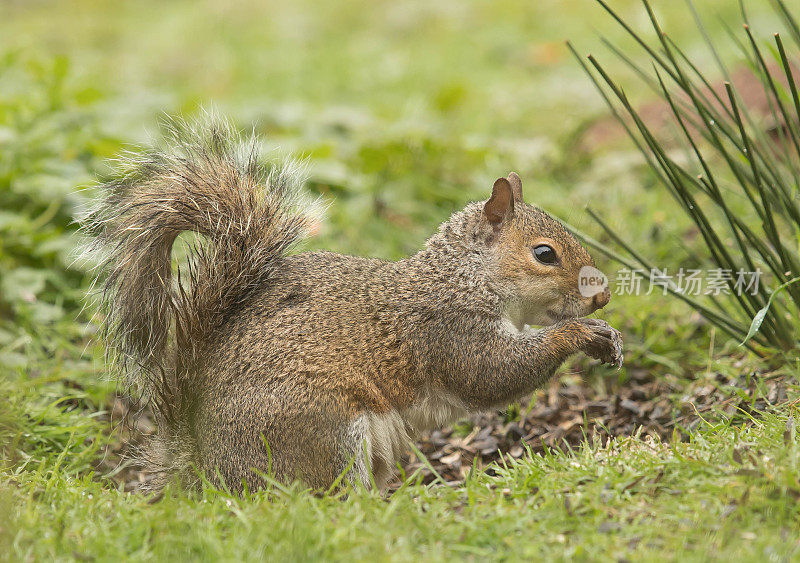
[83,115,622,492]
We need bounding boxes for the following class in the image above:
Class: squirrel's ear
[484,177,514,230]
[507,172,523,203]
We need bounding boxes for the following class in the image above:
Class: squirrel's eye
[532,244,558,265]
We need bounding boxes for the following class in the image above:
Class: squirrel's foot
[575,318,624,369]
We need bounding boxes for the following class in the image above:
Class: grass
[5,400,800,560]
[574,0,800,351]
[1,0,799,560]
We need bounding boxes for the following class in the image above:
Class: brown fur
[83,115,622,493]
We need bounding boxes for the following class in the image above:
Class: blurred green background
[0,0,782,366]
[2,1,799,559]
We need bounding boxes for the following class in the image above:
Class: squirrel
[83,115,622,493]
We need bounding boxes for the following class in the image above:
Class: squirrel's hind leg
[193,386,376,493]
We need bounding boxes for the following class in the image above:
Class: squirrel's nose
[591,287,611,311]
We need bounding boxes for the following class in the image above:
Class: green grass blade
[740,276,800,346]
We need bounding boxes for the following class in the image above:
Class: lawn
[1,0,798,560]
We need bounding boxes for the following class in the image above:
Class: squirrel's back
[190,251,430,489]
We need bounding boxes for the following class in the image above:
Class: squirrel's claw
[576,318,623,369]
[613,337,624,370]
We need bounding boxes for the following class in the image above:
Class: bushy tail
[82,114,317,420]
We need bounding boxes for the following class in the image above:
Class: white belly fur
[349,386,468,489]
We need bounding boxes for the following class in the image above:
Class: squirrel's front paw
[574,318,623,368]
